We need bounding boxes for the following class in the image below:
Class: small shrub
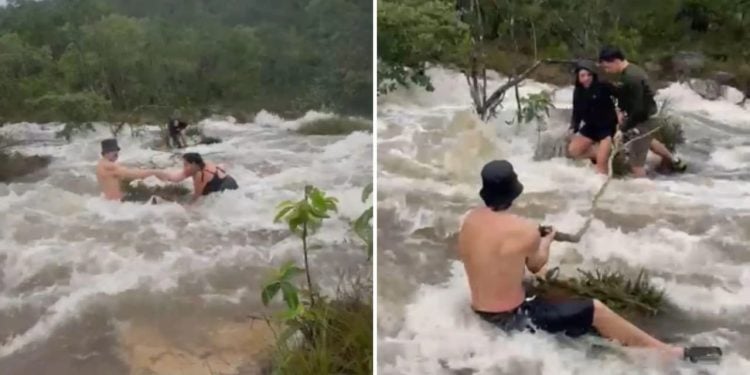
[271,295,372,375]
[296,118,372,135]
[518,91,555,125]
[531,268,665,317]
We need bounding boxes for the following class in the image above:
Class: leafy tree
[0,0,373,127]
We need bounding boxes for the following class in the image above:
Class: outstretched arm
[155,169,190,183]
[113,165,158,180]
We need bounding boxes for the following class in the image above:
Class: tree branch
[480,58,579,119]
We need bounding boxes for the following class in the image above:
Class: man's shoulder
[461,208,534,230]
[623,64,649,82]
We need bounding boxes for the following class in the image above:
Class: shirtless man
[96,138,164,201]
[457,159,720,362]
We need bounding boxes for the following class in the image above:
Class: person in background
[159,152,239,203]
[167,118,189,148]
[598,46,687,177]
[567,61,618,174]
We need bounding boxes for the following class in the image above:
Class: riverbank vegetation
[0,0,372,126]
[263,185,373,374]
[379,0,750,102]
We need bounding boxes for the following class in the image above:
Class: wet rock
[120,181,191,203]
[672,51,706,78]
[296,117,372,135]
[533,127,568,161]
[711,71,736,85]
[118,318,275,375]
[0,151,51,183]
[688,78,724,100]
[644,61,663,74]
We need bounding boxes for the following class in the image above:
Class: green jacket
[617,64,657,131]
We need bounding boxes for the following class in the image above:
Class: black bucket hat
[101,138,120,154]
[479,160,524,211]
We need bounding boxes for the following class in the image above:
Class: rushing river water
[0,111,372,374]
[377,68,750,375]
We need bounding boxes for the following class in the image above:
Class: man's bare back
[458,207,553,312]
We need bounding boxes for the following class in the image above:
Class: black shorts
[475,296,595,338]
[579,123,616,143]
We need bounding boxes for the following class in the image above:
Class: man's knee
[591,299,611,324]
[567,142,579,157]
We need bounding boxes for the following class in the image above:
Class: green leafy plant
[262,261,306,320]
[517,91,555,124]
[261,184,372,374]
[272,185,339,306]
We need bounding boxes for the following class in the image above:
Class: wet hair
[598,46,625,62]
[182,152,205,169]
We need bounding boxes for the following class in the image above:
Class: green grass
[271,294,372,374]
[296,117,372,136]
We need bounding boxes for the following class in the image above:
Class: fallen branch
[480,58,579,119]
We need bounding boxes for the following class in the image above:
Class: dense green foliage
[0,0,372,123]
[379,0,750,93]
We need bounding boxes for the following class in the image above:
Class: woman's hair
[182,152,205,168]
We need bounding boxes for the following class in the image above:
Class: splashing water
[0,112,372,374]
[377,67,750,375]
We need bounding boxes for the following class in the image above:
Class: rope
[554,123,666,243]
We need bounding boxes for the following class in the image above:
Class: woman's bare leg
[594,137,613,174]
[568,135,594,159]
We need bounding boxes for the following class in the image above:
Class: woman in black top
[161,152,239,203]
[567,61,618,174]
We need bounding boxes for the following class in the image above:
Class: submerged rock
[118,318,275,375]
[688,78,725,100]
[672,51,706,79]
[120,181,191,203]
[533,126,569,161]
[0,151,51,183]
[296,117,372,135]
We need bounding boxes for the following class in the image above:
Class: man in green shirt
[598,46,687,178]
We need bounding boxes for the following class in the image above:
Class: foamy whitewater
[0,111,372,374]
[377,67,750,375]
